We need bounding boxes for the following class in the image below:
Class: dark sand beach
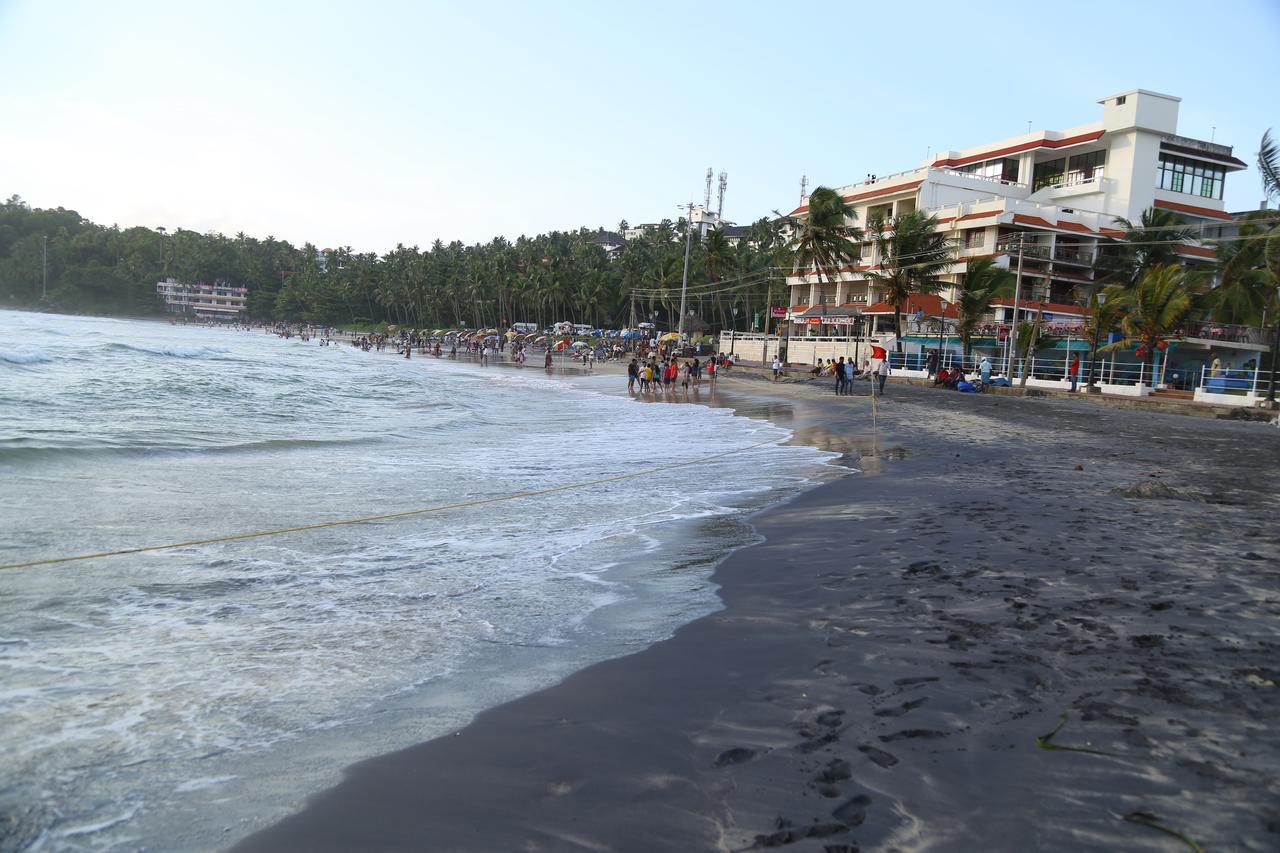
[237,371,1280,852]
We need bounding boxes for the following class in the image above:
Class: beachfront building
[782,89,1246,345]
[156,277,248,320]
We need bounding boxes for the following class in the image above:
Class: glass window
[1033,158,1066,190]
[964,228,985,248]
[1157,154,1224,200]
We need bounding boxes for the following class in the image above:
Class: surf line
[1,437,793,572]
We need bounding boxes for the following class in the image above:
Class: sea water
[0,311,835,851]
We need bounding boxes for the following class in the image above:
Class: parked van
[510,322,538,334]
[572,324,596,336]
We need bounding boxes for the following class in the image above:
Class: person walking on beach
[772,355,782,380]
[980,356,992,387]
[1069,352,1081,392]
[835,357,847,395]
[875,357,889,396]
[544,349,553,370]
[627,358,639,392]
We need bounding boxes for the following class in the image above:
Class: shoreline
[235,344,1280,852]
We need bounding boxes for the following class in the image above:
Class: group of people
[626,356,717,394]
[801,344,892,396]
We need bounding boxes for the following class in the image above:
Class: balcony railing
[1032,167,1105,192]
[1180,321,1269,346]
[1052,246,1096,265]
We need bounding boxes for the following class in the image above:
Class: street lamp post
[678,202,693,341]
[1266,285,1280,408]
[935,298,949,370]
[730,307,738,355]
[1087,292,1107,394]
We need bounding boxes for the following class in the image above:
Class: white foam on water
[0,347,53,364]
[0,311,841,851]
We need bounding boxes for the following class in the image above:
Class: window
[964,228,986,249]
[1066,149,1106,183]
[1032,158,1066,190]
[1115,95,1127,106]
[1157,154,1224,199]
[955,157,1020,183]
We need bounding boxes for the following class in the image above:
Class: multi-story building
[156,277,248,320]
[784,89,1247,340]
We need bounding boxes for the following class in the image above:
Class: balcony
[995,239,1051,260]
[1179,321,1269,347]
[1052,246,1096,266]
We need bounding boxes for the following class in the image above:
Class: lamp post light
[935,298,949,370]
[1087,291,1107,394]
[1266,285,1280,409]
[730,307,738,355]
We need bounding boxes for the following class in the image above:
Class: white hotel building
[156,277,248,320]
[783,89,1247,341]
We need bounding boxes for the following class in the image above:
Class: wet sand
[236,369,1280,852]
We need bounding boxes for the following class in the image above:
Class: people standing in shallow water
[544,349,553,370]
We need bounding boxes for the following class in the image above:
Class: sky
[2,0,1278,253]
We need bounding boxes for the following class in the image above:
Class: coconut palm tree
[1098,207,1197,287]
[954,257,1014,356]
[1198,211,1274,325]
[864,210,957,351]
[1259,129,1280,203]
[1102,264,1194,385]
[784,186,861,313]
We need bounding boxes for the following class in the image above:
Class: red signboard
[770,307,788,318]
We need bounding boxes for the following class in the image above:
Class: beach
[234,365,1280,852]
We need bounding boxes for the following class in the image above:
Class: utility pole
[41,235,47,300]
[1005,233,1025,379]
[678,201,694,341]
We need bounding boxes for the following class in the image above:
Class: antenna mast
[716,172,727,220]
[799,175,808,204]
[704,168,713,211]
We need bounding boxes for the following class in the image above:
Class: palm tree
[785,186,861,318]
[954,257,1014,356]
[864,210,957,351]
[1259,129,1280,203]
[1199,211,1274,325]
[1102,264,1194,385]
[1098,207,1197,286]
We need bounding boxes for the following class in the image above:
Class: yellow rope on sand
[0,437,786,572]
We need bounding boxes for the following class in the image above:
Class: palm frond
[1259,129,1280,202]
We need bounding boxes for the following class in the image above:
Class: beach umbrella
[505,331,518,338]
[659,332,681,342]
[534,335,547,343]
[570,341,589,348]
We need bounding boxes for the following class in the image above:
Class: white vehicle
[510,322,538,334]
[572,324,595,336]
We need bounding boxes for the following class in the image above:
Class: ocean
[0,311,837,851]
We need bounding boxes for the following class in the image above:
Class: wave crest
[0,348,53,365]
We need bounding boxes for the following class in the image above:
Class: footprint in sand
[874,697,929,718]
[858,745,900,767]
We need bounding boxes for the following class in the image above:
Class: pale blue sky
[2,0,1277,252]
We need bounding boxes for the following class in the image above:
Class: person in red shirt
[1069,352,1081,392]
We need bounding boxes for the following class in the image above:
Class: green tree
[954,257,1014,356]
[864,210,957,351]
[785,187,861,323]
[1099,207,1197,287]
[1101,264,1194,384]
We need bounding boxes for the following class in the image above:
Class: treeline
[0,195,789,330]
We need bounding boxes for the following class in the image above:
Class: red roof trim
[990,297,1087,316]
[1153,198,1233,221]
[842,180,924,204]
[931,129,1105,168]
[1174,244,1216,259]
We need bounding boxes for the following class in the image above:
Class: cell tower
[716,172,727,220]
[704,168,713,211]
[800,175,808,204]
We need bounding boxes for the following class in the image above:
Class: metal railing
[1180,321,1268,346]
